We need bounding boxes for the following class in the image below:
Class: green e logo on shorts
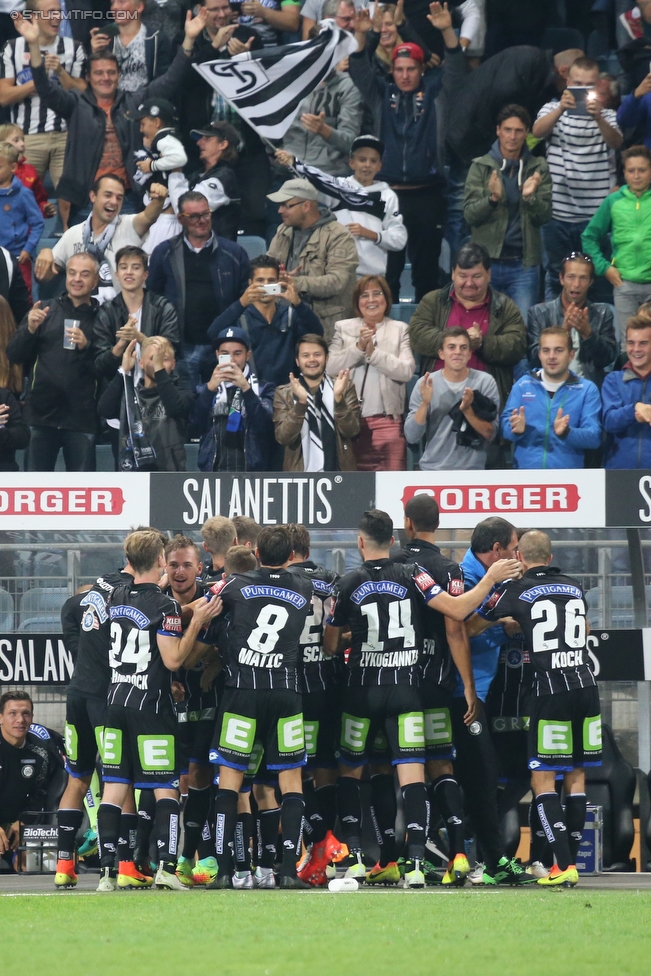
[278,714,304,754]
[303,721,319,757]
[583,715,602,751]
[538,720,572,755]
[398,712,425,749]
[340,714,370,754]
[64,723,78,762]
[245,741,265,777]
[137,735,175,770]
[220,713,256,754]
[424,708,452,748]
[101,727,122,765]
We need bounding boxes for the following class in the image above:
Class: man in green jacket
[582,145,651,346]
[463,104,552,319]
[408,242,526,415]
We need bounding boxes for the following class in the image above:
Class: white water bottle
[328,877,359,892]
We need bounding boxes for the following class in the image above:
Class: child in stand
[129,98,188,199]
[0,123,56,219]
[0,142,45,300]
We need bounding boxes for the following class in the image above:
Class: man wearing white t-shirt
[34,173,167,301]
[405,325,499,470]
[532,56,622,302]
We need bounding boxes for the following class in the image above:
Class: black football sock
[214,789,238,876]
[182,786,211,860]
[280,793,305,877]
[565,793,587,865]
[257,807,281,868]
[234,812,253,871]
[433,775,466,859]
[155,798,180,868]
[314,784,337,839]
[371,773,397,866]
[117,812,138,865]
[536,792,571,871]
[135,789,156,867]
[336,777,363,853]
[528,801,551,865]
[401,783,429,862]
[302,781,319,844]
[197,817,215,861]
[56,808,83,862]
[97,802,121,870]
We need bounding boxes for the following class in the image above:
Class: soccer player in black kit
[285,523,342,886]
[324,510,521,888]
[394,494,477,886]
[54,557,138,888]
[96,530,222,892]
[208,525,314,889]
[475,530,602,888]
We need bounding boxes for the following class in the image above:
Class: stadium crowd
[0,503,600,890]
[0,0,650,473]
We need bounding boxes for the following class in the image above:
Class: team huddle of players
[53,498,601,892]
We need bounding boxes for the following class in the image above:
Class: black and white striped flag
[192,21,359,141]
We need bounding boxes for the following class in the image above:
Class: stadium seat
[0,587,14,631]
[398,265,415,303]
[390,303,417,324]
[585,585,651,629]
[237,235,267,260]
[17,616,64,633]
[18,587,68,630]
[584,724,636,871]
[184,442,200,470]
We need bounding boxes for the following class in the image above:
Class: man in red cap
[350,2,465,302]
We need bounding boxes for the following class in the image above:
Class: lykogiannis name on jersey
[518,583,583,603]
[311,578,333,594]
[351,580,408,604]
[240,585,307,609]
[109,605,151,629]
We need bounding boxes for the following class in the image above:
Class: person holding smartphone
[191,326,276,472]
[207,255,323,389]
[532,55,622,303]
[89,0,172,91]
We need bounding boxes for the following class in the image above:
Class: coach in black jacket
[7,253,100,472]
[18,8,206,210]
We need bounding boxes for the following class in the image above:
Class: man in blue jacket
[148,191,251,390]
[349,2,465,301]
[603,315,651,468]
[501,325,602,468]
[454,517,536,886]
[191,326,275,472]
[207,254,323,388]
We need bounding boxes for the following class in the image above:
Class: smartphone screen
[567,87,591,118]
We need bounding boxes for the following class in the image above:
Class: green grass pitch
[2,889,651,976]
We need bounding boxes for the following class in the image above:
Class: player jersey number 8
[531,598,586,653]
[247,605,290,653]
[109,622,152,673]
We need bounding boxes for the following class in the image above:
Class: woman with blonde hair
[327,274,414,470]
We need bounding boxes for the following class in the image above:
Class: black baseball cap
[126,98,177,125]
[351,135,385,157]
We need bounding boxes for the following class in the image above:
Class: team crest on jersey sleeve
[448,578,464,597]
[163,614,182,634]
[209,579,228,597]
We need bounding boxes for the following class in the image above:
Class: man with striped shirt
[0,0,85,192]
[532,56,622,302]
